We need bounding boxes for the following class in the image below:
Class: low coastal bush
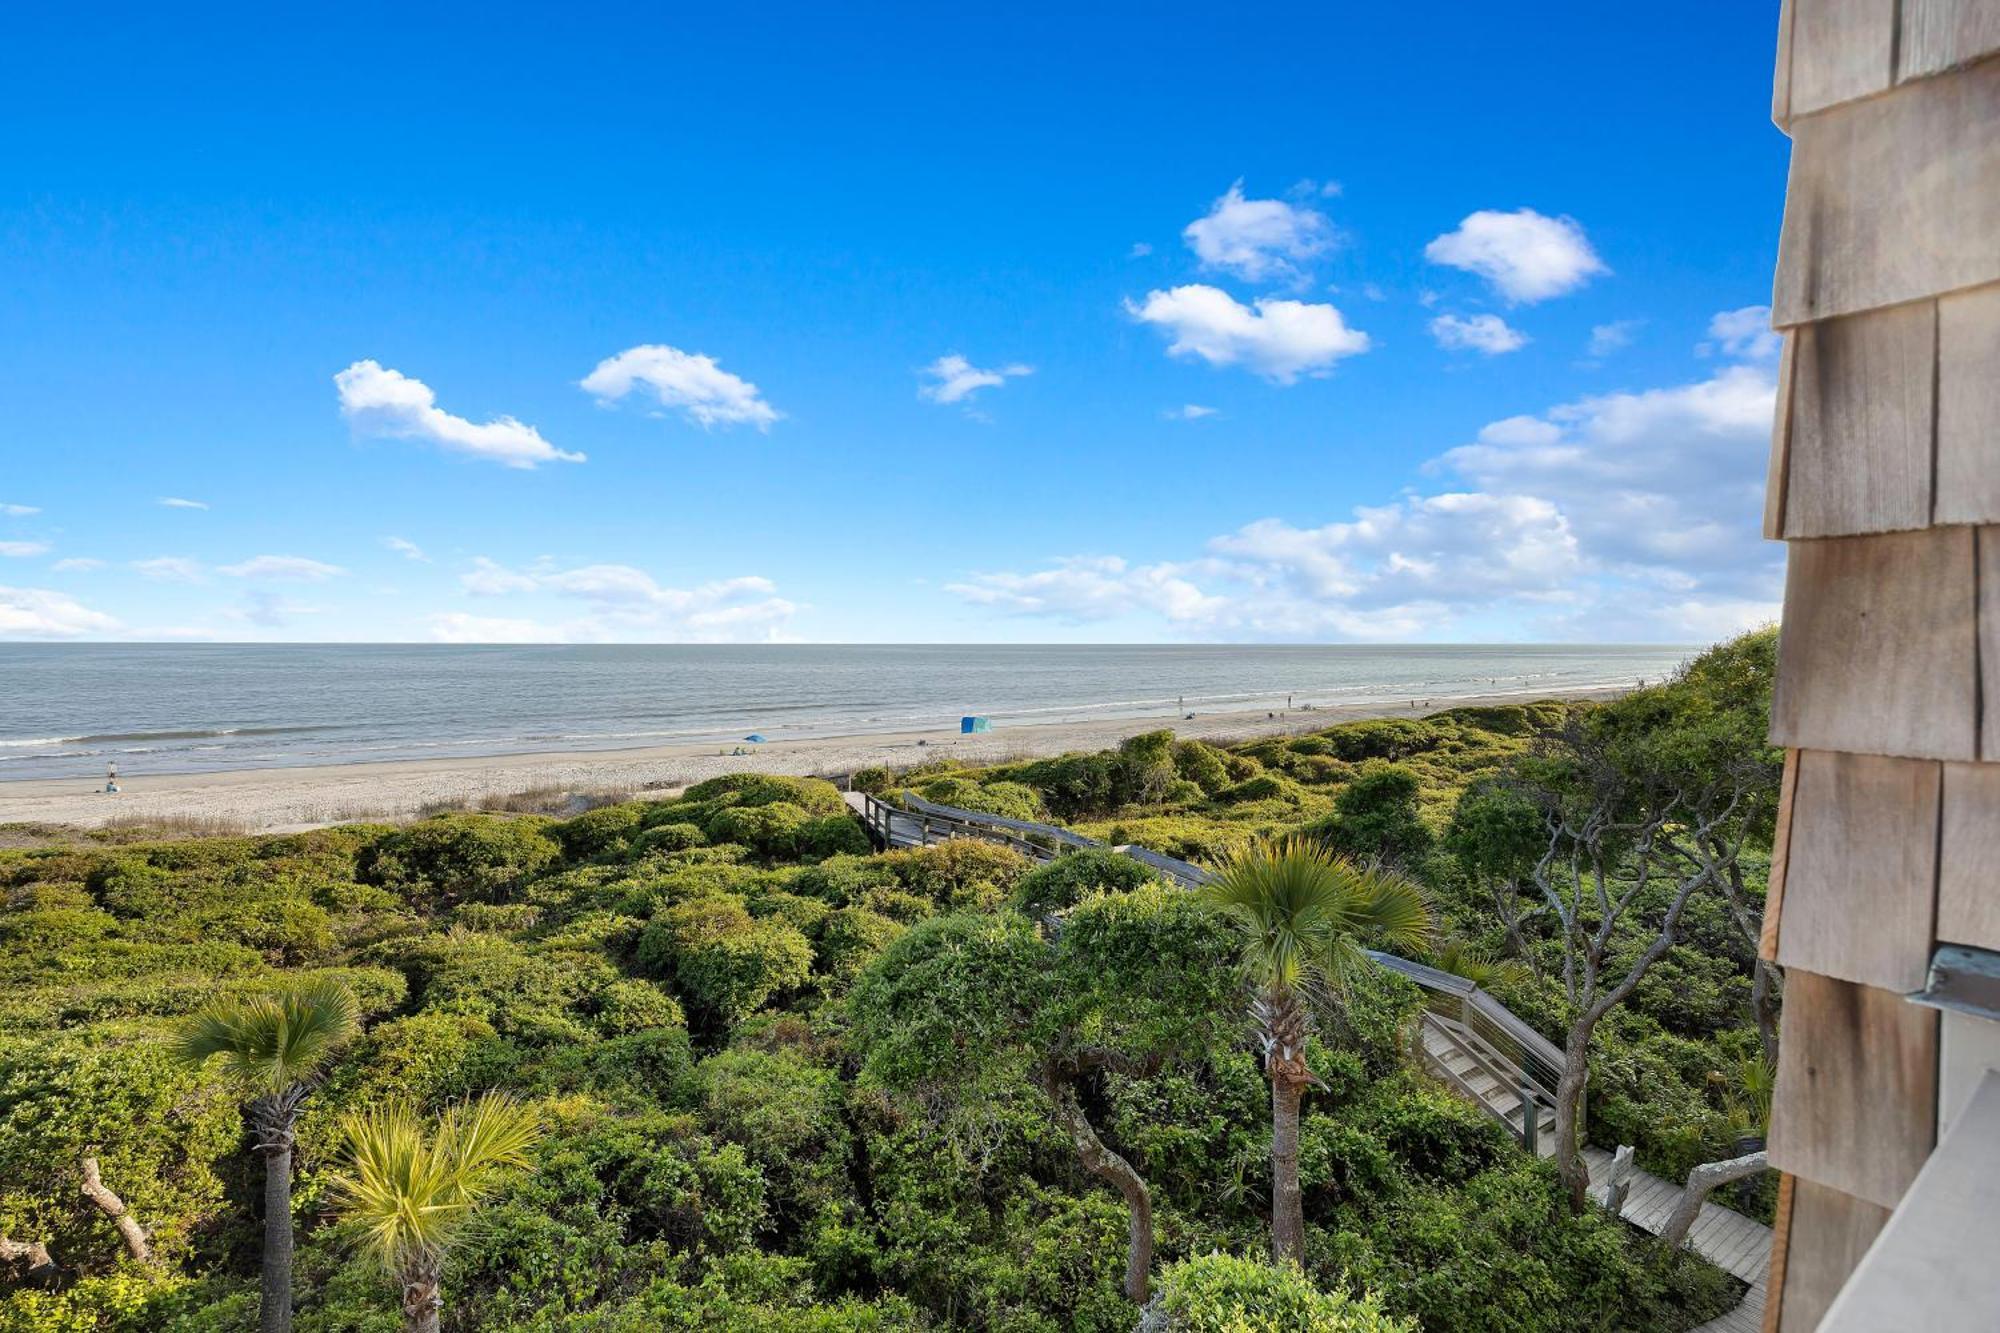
[356,813,561,905]
[1145,1252,1414,1332]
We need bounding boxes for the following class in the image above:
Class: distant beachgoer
[1287,694,1293,709]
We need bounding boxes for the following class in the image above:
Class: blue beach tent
[743,733,768,744]
[960,716,991,734]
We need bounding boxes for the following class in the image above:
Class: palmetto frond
[329,1093,542,1276]
[1201,836,1433,1000]
[172,977,361,1097]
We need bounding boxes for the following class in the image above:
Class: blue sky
[0,2,1788,644]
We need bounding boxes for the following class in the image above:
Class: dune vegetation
[0,632,1779,1332]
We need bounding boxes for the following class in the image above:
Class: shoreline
[0,686,1628,834]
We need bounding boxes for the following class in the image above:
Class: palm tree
[173,978,361,1333]
[1201,837,1430,1264]
[329,1094,542,1333]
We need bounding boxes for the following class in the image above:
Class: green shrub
[801,814,872,860]
[1216,773,1305,805]
[640,895,814,1026]
[630,822,707,858]
[357,814,560,905]
[912,777,1045,821]
[850,766,893,795]
[1011,848,1157,917]
[683,774,846,816]
[1310,762,1433,867]
[1147,1252,1413,1332]
[1172,740,1232,794]
[554,803,648,860]
[813,908,905,986]
[707,803,812,860]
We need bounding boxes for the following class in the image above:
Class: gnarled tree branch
[79,1156,152,1265]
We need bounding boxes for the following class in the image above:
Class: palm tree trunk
[1270,1072,1306,1264]
[1046,1073,1154,1302]
[402,1272,442,1333]
[260,1142,294,1333]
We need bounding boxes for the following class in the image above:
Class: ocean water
[0,643,1697,782]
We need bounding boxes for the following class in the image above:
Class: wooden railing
[849,789,1567,1149]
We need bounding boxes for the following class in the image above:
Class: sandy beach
[0,686,1628,833]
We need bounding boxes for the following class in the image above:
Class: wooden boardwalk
[846,789,1773,1330]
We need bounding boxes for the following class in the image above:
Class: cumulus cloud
[0,541,50,558]
[1126,285,1370,383]
[918,354,1033,406]
[946,306,1782,641]
[1588,320,1642,358]
[1425,209,1608,304]
[383,536,429,562]
[1429,313,1529,355]
[158,497,209,510]
[0,586,120,638]
[582,345,780,430]
[218,555,346,581]
[133,556,205,583]
[1163,404,1219,420]
[1183,181,1336,285]
[336,360,582,469]
[452,558,798,642]
[1701,306,1780,361]
[1,503,39,517]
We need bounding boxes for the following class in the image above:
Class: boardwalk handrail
[854,789,1568,1114]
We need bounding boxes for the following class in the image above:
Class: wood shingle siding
[1764,4,1998,1323]
[1772,57,2000,326]
[1768,970,1937,1211]
[1772,1179,1893,1332]
[1780,303,1935,537]
[1937,761,2000,948]
[1934,286,2000,526]
[1774,751,1940,992]
[1786,0,1896,118]
[1769,528,1979,760]
[1899,1,2000,81]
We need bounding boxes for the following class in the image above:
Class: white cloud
[918,354,1033,406]
[582,345,780,430]
[218,555,346,581]
[383,536,429,562]
[52,557,105,572]
[428,612,571,644]
[336,360,582,469]
[0,586,120,638]
[158,497,209,510]
[1,504,39,517]
[1429,313,1529,355]
[133,556,205,583]
[946,306,1782,642]
[1701,305,1781,361]
[0,541,50,558]
[1128,242,1153,258]
[1183,181,1335,285]
[228,592,325,628]
[947,556,1229,626]
[1425,209,1608,304]
[453,558,798,642]
[1588,320,1642,358]
[1163,404,1219,420]
[1126,284,1370,383]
